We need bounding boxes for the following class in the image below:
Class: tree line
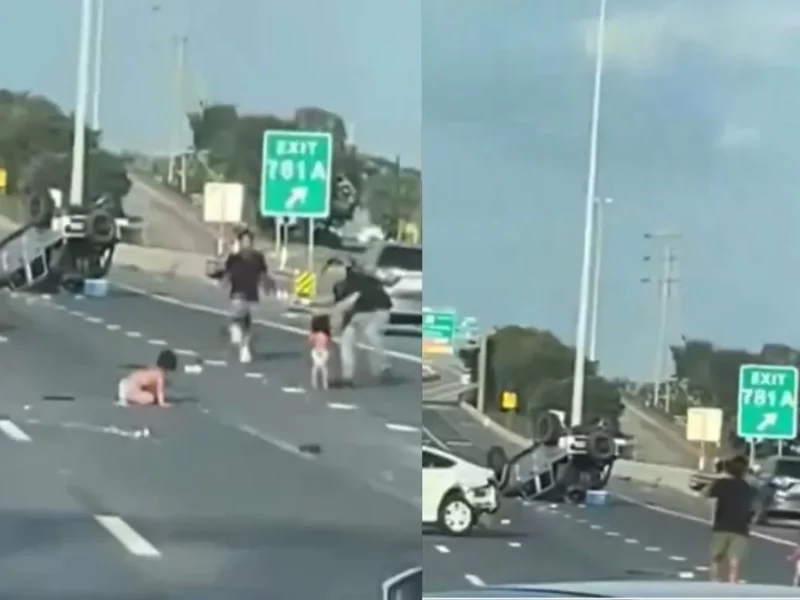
[155,104,421,237]
[459,326,625,435]
[0,89,130,216]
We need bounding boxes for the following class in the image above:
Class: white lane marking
[327,403,358,410]
[507,541,521,548]
[385,423,419,433]
[203,359,227,366]
[125,331,142,338]
[237,424,314,461]
[644,546,661,552]
[174,348,197,356]
[281,386,305,394]
[0,420,31,442]
[613,489,796,547]
[695,565,709,572]
[106,324,121,331]
[576,518,588,524]
[669,555,687,562]
[562,514,572,519]
[678,571,695,579]
[69,310,84,317]
[434,544,450,554]
[464,574,485,587]
[113,282,423,364]
[624,538,639,544]
[500,518,511,525]
[85,316,103,324]
[445,440,473,447]
[244,372,264,379]
[93,515,160,557]
[147,339,167,346]
[590,524,602,530]
[605,531,620,537]
[0,335,7,343]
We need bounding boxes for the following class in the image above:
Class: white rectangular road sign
[203,182,245,224]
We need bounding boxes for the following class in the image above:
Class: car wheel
[437,491,475,536]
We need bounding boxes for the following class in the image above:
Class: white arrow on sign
[286,186,308,210]
[757,412,778,432]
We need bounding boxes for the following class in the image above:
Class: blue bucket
[83,279,109,298]
[585,490,609,506]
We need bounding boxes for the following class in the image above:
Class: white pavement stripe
[147,339,167,346]
[385,423,419,433]
[464,574,485,587]
[106,324,121,331]
[0,420,31,442]
[434,544,450,554]
[125,331,143,338]
[174,348,197,356]
[327,403,358,410]
[244,372,263,379]
[0,335,7,343]
[645,546,661,552]
[94,515,161,557]
[281,386,305,394]
[203,359,227,366]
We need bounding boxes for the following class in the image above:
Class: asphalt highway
[0,272,420,598]
[422,404,800,593]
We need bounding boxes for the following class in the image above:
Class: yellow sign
[293,270,317,299]
[500,391,518,411]
[0,168,7,190]
[422,339,453,356]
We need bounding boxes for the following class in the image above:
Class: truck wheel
[535,412,564,446]
[437,490,475,536]
[27,192,55,229]
[86,210,116,245]
[586,430,616,463]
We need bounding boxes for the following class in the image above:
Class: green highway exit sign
[737,364,799,440]
[422,308,457,355]
[260,130,332,219]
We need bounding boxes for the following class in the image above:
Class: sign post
[260,130,333,272]
[422,308,458,355]
[737,364,799,461]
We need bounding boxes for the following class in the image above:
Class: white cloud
[580,1,800,72]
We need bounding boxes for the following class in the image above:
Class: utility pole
[69,0,94,208]
[588,197,613,363]
[167,36,187,187]
[642,232,681,413]
[90,0,105,132]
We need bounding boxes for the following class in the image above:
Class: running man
[117,349,178,406]
[223,227,273,363]
[703,454,755,583]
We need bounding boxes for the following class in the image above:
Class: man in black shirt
[325,258,392,387]
[703,454,755,583]
[223,228,272,363]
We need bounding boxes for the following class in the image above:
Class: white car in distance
[422,445,499,536]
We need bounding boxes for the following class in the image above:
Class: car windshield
[377,246,422,272]
[775,460,800,479]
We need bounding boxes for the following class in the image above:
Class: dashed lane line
[464,574,486,587]
[434,544,450,554]
[93,515,160,558]
[0,419,31,442]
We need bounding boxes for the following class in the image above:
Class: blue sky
[1,0,420,166]
[423,0,800,378]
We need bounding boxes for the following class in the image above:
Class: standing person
[323,258,392,388]
[223,227,274,363]
[308,313,332,390]
[703,454,755,583]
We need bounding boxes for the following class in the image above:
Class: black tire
[27,192,55,229]
[486,446,508,481]
[437,490,475,536]
[535,412,564,446]
[565,485,586,504]
[586,430,616,463]
[85,209,116,245]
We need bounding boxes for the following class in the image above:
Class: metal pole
[168,36,186,186]
[476,334,489,413]
[307,219,315,273]
[180,152,187,193]
[90,0,104,132]
[653,243,671,412]
[588,197,611,363]
[69,0,93,209]
[569,0,607,428]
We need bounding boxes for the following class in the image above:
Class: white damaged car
[422,445,499,536]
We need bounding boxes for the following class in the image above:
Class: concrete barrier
[458,401,695,495]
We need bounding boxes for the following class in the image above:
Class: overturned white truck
[0,191,120,292]
[487,412,619,504]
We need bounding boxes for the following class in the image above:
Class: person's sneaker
[229,324,242,345]
[239,345,252,364]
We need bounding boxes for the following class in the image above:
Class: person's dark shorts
[711,532,748,561]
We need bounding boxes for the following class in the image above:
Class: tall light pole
[570,0,608,428]
[68,0,94,208]
[588,196,612,363]
[90,0,105,132]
